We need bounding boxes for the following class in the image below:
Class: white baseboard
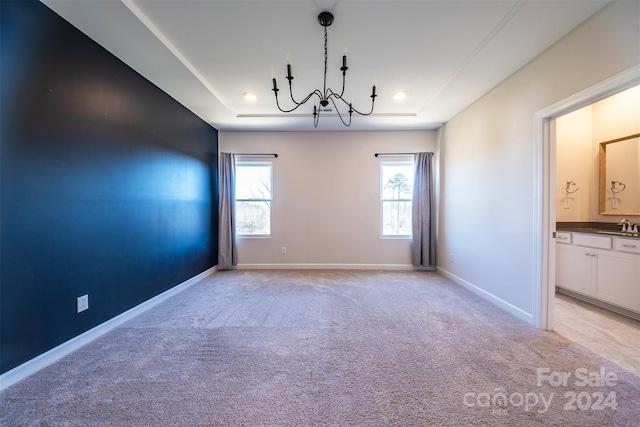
[437,267,533,324]
[0,266,217,392]
[236,263,414,271]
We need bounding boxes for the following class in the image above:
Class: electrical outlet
[281,246,287,255]
[77,294,89,313]
[449,253,454,263]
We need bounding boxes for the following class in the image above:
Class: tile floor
[554,292,640,377]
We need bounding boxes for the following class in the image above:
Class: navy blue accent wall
[0,1,219,374]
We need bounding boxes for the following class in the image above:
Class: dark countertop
[556,226,640,239]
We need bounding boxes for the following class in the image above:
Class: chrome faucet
[620,219,638,234]
[619,219,632,232]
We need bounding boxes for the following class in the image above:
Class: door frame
[533,65,640,330]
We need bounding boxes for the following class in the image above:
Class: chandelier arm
[338,72,347,98]
[326,89,349,106]
[327,89,375,116]
[327,96,352,127]
[305,89,322,102]
[287,81,303,106]
[275,91,321,113]
[347,98,376,116]
[288,81,322,107]
[274,95,304,113]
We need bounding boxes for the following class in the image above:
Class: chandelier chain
[323,26,328,101]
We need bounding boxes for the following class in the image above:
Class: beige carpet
[1,270,639,426]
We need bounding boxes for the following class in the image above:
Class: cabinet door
[556,244,592,295]
[594,250,640,312]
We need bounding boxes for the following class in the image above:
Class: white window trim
[235,161,273,238]
[380,160,413,239]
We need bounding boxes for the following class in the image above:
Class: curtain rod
[374,152,415,157]
[234,153,278,158]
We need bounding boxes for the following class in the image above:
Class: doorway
[534,66,640,373]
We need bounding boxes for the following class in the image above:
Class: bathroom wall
[555,107,593,222]
[556,85,640,222]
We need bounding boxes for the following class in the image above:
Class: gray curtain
[218,152,237,270]
[411,152,436,270]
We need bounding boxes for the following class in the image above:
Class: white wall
[219,130,436,268]
[437,1,640,321]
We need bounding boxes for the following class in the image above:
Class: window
[235,162,272,236]
[381,162,413,237]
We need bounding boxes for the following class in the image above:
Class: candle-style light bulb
[271,69,278,91]
[372,78,377,97]
[286,55,292,79]
[342,46,347,69]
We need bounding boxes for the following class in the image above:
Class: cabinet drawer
[572,233,612,250]
[556,232,572,244]
[614,238,640,254]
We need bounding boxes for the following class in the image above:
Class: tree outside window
[236,162,272,236]
[381,162,413,236]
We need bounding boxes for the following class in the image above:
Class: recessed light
[393,91,407,100]
[243,92,257,101]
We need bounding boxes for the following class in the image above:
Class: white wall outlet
[77,294,89,313]
[281,246,287,255]
[449,253,454,263]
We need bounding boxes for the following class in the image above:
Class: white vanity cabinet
[594,249,640,311]
[556,232,640,314]
[556,243,594,295]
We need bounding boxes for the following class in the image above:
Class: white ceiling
[41,0,610,132]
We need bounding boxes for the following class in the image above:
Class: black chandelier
[271,11,376,127]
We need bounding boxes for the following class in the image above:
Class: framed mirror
[599,133,640,215]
